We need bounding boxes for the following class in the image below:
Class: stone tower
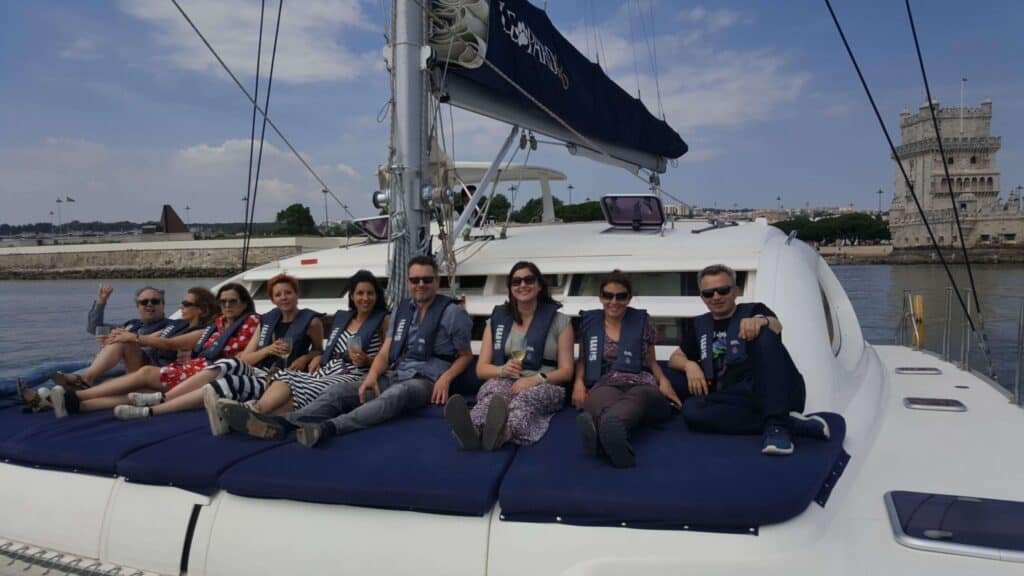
[888,99,1022,248]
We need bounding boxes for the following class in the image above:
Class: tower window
[970,155,977,164]
[947,157,954,165]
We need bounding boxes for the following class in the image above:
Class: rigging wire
[641,0,665,119]
[822,0,995,374]
[904,0,986,326]
[241,0,266,270]
[168,0,357,221]
[243,0,284,270]
[627,0,642,99]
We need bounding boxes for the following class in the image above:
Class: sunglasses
[700,286,733,299]
[510,275,538,287]
[180,300,198,308]
[218,298,242,307]
[136,298,163,307]
[600,290,630,302]
[408,276,435,285]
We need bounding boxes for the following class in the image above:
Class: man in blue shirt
[669,264,829,455]
[225,255,474,447]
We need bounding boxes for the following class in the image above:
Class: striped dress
[273,328,383,409]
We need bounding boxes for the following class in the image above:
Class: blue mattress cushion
[498,410,848,532]
[0,407,60,442]
[0,411,207,475]
[117,429,288,494]
[219,413,516,516]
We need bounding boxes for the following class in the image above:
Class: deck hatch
[902,397,966,412]
[885,491,1024,562]
[895,366,943,375]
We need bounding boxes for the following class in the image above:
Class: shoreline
[824,247,1024,265]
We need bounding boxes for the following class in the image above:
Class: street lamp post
[322,189,329,229]
[567,184,574,205]
[877,188,884,213]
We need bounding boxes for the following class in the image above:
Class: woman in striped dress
[218,270,389,438]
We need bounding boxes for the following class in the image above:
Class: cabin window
[568,271,747,297]
[455,275,487,295]
[820,286,841,356]
[254,278,350,299]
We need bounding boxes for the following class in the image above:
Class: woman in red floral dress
[49,284,260,419]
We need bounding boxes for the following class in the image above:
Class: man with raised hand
[669,264,829,455]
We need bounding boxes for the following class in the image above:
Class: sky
[1,0,1022,225]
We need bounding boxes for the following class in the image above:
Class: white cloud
[0,138,377,225]
[334,162,359,178]
[119,0,380,83]
[60,36,101,61]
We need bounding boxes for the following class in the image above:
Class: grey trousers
[284,373,434,436]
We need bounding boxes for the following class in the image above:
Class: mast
[388,0,431,303]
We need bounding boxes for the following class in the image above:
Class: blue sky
[1,0,1022,225]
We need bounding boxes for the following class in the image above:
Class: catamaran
[1,1,1022,574]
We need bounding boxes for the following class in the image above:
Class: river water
[1,267,1021,388]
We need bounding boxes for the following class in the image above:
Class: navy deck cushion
[0,407,59,442]
[498,410,848,532]
[0,411,207,475]
[118,429,288,494]
[220,413,515,516]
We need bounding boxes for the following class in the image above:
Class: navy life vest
[124,317,172,336]
[256,308,318,368]
[322,308,387,364]
[491,301,560,371]
[579,307,649,388]
[193,313,258,362]
[388,295,454,367]
[693,302,757,383]
[151,319,201,364]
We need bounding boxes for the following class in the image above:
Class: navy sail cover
[435,0,687,165]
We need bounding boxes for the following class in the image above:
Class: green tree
[275,203,319,236]
[775,213,890,243]
[512,197,564,223]
[486,193,511,222]
[557,200,604,222]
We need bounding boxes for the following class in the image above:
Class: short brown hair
[267,273,299,297]
[599,269,633,296]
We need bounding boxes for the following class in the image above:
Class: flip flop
[50,371,90,391]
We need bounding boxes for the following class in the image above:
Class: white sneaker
[128,391,164,407]
[51,385,67,419]
[202,385,229,436]
[114,405,151,420]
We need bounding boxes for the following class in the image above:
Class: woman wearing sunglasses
[573,270,681,468]
[45,285,230,417]
[218,270,389,437]
[445,261,575,450]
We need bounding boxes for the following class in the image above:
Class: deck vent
[902,397,966,412]
[895,367,943,375]
[600,194,664,231]
[885,491,1024,562]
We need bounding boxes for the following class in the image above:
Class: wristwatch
[536,372,548,384]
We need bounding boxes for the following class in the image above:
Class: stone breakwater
[822,246,1024,265]
[0,238,342,280]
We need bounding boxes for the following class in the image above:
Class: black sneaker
[787,412,830,440]
[296,423,325,448]
[222,404,291,440]
[481,395,509,451]
[598,415,636,468]
[576,412,599,457]
[445,395,481,450]
[762,425,795,456]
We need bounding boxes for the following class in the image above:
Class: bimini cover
[432,0,687,172]
[499,410,849,532]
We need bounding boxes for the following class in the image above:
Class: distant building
[889,99,1023,248]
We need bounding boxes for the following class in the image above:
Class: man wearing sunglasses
[669,264,829,456]
[280,255,473,447]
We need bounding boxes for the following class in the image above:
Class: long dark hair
[187,287,218,325]
[505,261,557,324]
[216,282,255,317]
[347,270,388,313]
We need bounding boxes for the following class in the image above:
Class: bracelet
[498,365,506,378]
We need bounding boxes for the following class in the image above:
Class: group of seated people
[19,257,830,468]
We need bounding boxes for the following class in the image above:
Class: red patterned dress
[159,314,260,391]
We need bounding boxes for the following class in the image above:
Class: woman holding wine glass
[445,261,575,450]
[217,270,389,436]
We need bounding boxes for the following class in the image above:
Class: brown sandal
[18,379,51,413]
[51,371,90,391]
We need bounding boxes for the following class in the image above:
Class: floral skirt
[470,378,564,445]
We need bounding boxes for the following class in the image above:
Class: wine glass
[276,337,293,360]
[510,348,526,362]
[95,326,112,348]
[348,334,363,354]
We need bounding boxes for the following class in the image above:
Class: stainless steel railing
[896,289,1023,409]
